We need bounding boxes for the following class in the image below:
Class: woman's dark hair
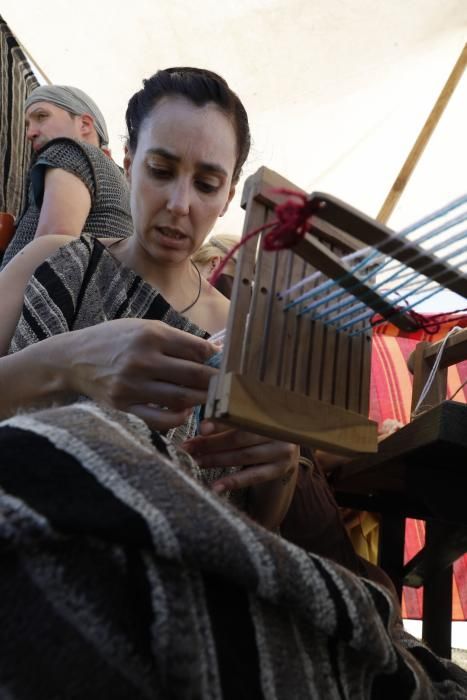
[126,67,250,182]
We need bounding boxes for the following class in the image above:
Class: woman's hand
[65,318,218,430]
[183,420,299,529]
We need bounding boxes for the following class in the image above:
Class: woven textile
[0,401,466,698]
[0,15,38,218]
[370,316,467,621]
[9,233,209,448]
[9,234,205,352]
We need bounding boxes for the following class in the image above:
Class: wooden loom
[205,166,467,456]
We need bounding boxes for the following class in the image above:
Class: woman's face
[125,96,237,265]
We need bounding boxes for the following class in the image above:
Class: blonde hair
[192,233,240,268]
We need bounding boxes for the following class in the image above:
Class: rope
[411,326,462,417]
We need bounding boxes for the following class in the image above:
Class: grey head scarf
[25,85,109,146]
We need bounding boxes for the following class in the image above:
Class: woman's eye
[148,166,171,179]
[196,180,219,194]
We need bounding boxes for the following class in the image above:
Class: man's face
[25,101,83,152]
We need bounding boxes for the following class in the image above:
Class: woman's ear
[123,146,132,183]
[220,185,236,217]
[210,255,221,271]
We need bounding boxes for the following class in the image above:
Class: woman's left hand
[182,420,299,529]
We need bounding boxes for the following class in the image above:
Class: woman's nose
[166,181,190,217]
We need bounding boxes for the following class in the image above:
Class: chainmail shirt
[2,137,133,267]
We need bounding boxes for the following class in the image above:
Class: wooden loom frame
[205,166,467,456]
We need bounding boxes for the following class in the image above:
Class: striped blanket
[0,401,466,698]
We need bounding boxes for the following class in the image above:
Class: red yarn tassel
[208,189,318,286]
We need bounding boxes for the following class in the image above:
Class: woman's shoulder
[2,234,76,273]
[0,234,94,287]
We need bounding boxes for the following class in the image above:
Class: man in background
[1,85,133,268]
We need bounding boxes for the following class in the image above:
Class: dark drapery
[0,15,38,218]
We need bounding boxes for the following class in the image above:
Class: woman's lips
[155,226,189,248]
[158,226,186,240]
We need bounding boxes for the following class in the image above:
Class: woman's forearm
[0,334,76,419]
[0,319,218,426]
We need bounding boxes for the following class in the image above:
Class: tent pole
[377,42,467,225]
[5,21,52,85]
[19,42,52,85]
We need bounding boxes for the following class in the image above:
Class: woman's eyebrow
[146,148,228,177]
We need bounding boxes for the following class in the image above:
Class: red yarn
[208,189,318,286]
[371,307,467,335]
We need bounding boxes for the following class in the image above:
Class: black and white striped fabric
[0,401,466,698]
[10,234,207,352]
[0,15,38,218]
[3,233,467,697]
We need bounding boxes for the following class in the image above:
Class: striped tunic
[10,233,208,447]
[10,233,206,350]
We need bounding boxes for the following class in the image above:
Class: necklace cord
[179,260,202,315]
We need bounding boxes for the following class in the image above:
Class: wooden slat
[213,372,378,455]
[411,341,448,415]
[311,194,467,298]
[358,331,373,415]
[205,193,261,417]
[292,284,315,395]
[411,328,467,369]
[277,253,307,391]
[243,211,277,380]
[319,324,337,403]
[333,331,350,409]
[219,197,261,375]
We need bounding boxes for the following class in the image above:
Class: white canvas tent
[2,1,466,306]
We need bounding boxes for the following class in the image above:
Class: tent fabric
[1,2,465,242]
[0,15,38,219]
[370,315,467,621]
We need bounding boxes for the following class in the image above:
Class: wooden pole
[5,21,52,85]
[19,41,52,85]
[377,43,467,224]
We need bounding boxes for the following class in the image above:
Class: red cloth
[370,316,467,620]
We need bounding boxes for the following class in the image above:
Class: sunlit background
[3,0,466,309]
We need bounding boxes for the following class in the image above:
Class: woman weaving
[0,67,299,529]
[0,68,465,698]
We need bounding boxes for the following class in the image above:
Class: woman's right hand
[65,318,218,430]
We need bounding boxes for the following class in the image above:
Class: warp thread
[209,188,467,336]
